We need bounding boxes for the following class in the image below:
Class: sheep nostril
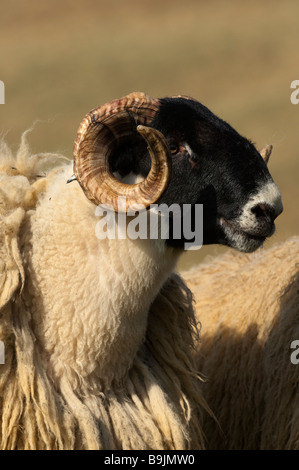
[251,203,276,222]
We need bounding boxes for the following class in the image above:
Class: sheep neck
[21,177,180,390]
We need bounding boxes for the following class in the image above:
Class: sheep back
[183,237,299,449]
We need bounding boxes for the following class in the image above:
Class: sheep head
[72,92,283,253]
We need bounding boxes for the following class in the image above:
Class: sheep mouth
[219,217,274,252]
[221,217,274,239]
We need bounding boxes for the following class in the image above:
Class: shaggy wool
[183,237,299,450]
[0,132,209,450]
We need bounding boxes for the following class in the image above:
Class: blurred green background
[0,0,298,270]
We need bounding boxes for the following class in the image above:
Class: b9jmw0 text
[148,454,195,466]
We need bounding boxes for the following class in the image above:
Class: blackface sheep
[183,236,299,449]
[0,92,282,450]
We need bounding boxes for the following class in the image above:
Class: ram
[184,236,299,449]
[0,92,282,450]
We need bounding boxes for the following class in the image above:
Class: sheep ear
[259,145,273,165]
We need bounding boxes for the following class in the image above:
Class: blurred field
[0,0,298,270]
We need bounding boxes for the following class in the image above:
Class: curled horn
[259,144,273,165]
[73,92,172,212]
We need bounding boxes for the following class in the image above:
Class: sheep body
[0,134,207,450]
[0,90,283,450]
[183,236,299,449]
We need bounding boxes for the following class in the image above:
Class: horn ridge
[73,92,172,212]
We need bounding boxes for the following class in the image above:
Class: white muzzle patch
[238,181,283,233]
[220,180,283,252]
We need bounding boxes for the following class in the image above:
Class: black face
[111,97,283,253]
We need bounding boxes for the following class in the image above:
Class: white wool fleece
[20,164,179,389]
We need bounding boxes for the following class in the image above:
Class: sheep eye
[169,143,178,155]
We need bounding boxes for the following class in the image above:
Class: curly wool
[183,237,299,450]
[0,133,208,450]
